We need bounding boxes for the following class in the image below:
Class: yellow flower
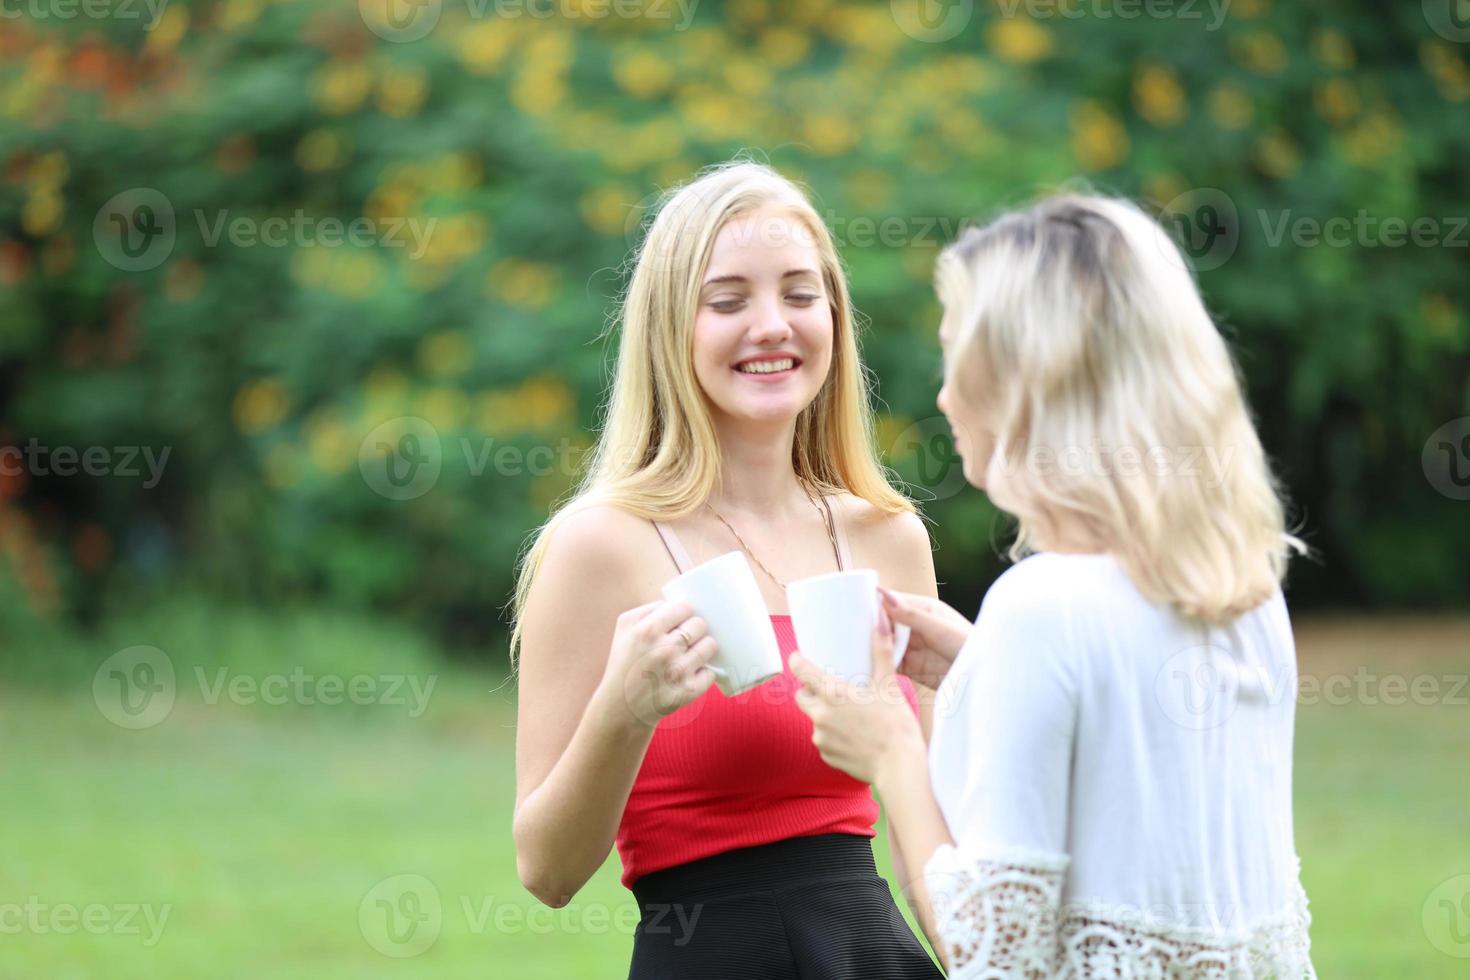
[21,191,63,236]
[314,60,373,116]
[365,368,409,411]
[760,27,810,68]
[723,57,772,99]
[728,0,768,28]
[1231,32,1288,76]
[1311,29,1355,70]
[1142,173,1187,208]
[1421,41,1470,103]
[296,130,349,172]
[418,331,472,379]
[487,260,560,310]
[29,151,68,189]
[455,21,515,76]
[219,0,262,31]
[1421,293,1462,342]
[1254,130,1300,179]
[512,69,565,116]
[144,6,189,55]
[234,379,290,434]
[1336,112,1403,168]
[580,184,637,237]
[1207,84,1254,129]
[1070,100,1130,171]
[613,50,673,99]
[825,6,904,55]
[1313,79,1360,125]
[417,388,467,431]
[985,18,1053,64]
[418,214,488,268]
[676,88,746,140]
[327,251,383,300]
[1134,64,1186,127]
[803,113,858,156]
[519,376,575,430]
[377,64,429,118]
[306,415,352,476]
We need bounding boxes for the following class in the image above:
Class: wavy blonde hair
[937,193,1302,622]
[509,161,915,662]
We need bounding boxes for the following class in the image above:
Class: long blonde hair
[509,161,914,662]
[937,193,1302,622]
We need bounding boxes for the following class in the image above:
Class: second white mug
[787,569,911,685]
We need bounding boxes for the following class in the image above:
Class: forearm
[875,737,955,964]
[514,684,655,906]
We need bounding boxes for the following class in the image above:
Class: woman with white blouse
[790,193,1316,978]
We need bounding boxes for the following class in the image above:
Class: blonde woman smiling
[793,194,1316,978]
[512,162,944,978]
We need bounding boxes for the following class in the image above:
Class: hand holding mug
[878,587,972,691]
[602,599,719,729]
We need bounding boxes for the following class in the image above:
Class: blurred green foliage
[1,0,1467,662]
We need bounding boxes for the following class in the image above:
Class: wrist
[590,677,659,741]
[874,721,927,796]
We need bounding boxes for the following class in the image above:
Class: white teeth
[736,358,795,375]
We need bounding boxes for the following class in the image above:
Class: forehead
[705,205,823,277]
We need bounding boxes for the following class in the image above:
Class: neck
[708,414,807,516]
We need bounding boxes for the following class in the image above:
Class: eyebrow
[702,268,820,287]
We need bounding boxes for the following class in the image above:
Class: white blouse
[925,553,1315,978]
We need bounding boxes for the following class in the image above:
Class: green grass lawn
[3,607,1467,978]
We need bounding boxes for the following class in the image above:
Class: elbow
[513,815,579,909]
[516,854,575,909]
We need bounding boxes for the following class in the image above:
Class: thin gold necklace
[706,484,839,589]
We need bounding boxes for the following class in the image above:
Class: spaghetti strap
[652,520,693,575]
[821,495,852,572]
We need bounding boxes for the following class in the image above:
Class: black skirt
[627,833,944,979]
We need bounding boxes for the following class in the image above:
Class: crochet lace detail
[926,845,1316,979]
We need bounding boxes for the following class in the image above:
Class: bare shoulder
[524,503,670,632]
[829,492,936,595]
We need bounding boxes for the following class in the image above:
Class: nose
[937,382,952,416]
[748,294,793,345]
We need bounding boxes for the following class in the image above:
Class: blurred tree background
[2,0,1468,667]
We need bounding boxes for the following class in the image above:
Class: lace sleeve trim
[923,846,1316,979]
[924,844,1069,980]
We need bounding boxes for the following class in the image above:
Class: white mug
[661,551,783,697]
[787,569,911,685]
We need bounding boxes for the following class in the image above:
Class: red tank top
[614,500,918,888]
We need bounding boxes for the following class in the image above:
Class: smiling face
[691,205,835,427]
